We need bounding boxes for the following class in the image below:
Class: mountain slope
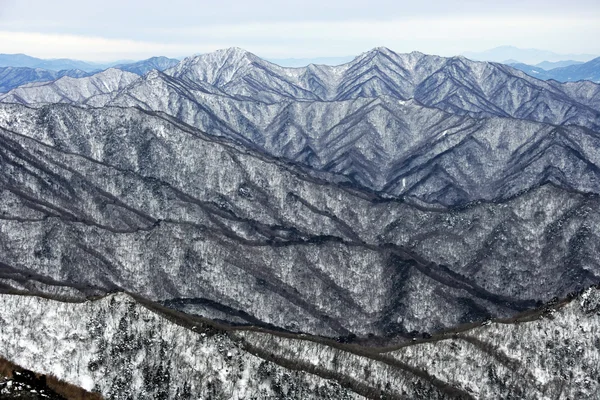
[0,293,363,400]
[0,287,598,399]
[0,104,598,337]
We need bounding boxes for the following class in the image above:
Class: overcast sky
[0,0,599,61]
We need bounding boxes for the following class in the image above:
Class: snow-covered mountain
[160,47,600,119]
[0,69,139,106]
[0,47,599,397]
[0,286,598,399]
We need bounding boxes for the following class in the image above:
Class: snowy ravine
[0,289,599,399]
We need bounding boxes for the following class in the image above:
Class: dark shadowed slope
[0,103,598,337]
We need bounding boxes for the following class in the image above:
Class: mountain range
[266,56,356,67]
[0,46,600,398]
[4,47,600,203]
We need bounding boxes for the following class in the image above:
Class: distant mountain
[266,56,355,67]
[0,54,105,72]
[463,45,597,65]
[113,56,180,75]
[509,57,600,83]
[0,67,90,92]
[507,62,548,77]
[535,60,584,70]
[544,57,600,82]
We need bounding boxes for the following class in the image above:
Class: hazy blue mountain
[509,57,600,83]
[0,66,90,92]
[0,53,139,72]
[113,56,180,75]
[0,56,178,93]
[545,56,600,82]
[463,45,597,65]
[0,53,104,72]
[535,60,584,70]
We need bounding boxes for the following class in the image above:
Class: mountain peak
[200,47,256,60]
[363,47,397,58]
[372,46,395,53]
[167,47,261,86]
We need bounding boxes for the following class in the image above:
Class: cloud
[0,31,205,60]
[0,14,599,61]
